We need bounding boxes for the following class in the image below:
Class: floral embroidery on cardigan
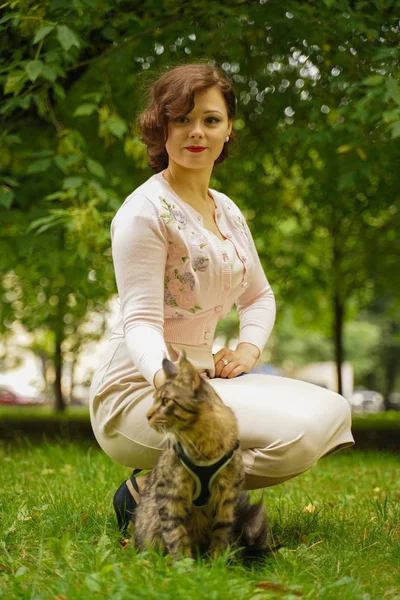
[159,197,187,230]
[222,197,249,240]
[192,256,209,272]
[170,311,184,319]
[164,269,202,313]
[235,214,247,236]
[190,232,207,249]
[168,241,189,262]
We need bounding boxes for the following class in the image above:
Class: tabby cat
[133,354,269,560]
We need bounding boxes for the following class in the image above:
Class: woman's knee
[245,401,351,478]
[92,422,160,469]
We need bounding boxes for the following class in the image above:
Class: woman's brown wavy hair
[137,62,237,172]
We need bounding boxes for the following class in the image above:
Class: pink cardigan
[109,170,276,386]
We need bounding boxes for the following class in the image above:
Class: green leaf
[25,150,53,158]
[53,82,66,100]
[0,12,18,25]
[4,70,28,96]
[18,94,32,110]
[26,158,52,174]
[0,187,15,209]
[25,60,43,82]
[33,93,46,116]
[390,122,400,139]
[27,214,61,234]
[53,156,69,174]
[5,134,22,145]
[41,65,58,83]
[33,25,55,44]
[107,115,128,139]
[1,176,19,185]
[337,172,357,191]
[73,104,98,117]
[82,92,103,103]
[372,47,398,61]
[86,159,105,178]
[336,144,352,154]
[57,25,80,51]
[62,177,84,189]
[386,78,400,107]
[362,75,384,86]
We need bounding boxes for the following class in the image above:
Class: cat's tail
[233,491,270,561]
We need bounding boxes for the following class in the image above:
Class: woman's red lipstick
[185,146,206,153]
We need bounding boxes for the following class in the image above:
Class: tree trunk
[383,321,399,411]
[332,237,345,396]
[53,228,67,413]
[333,291,344,396]
[69,354,77,405]
[37,350,51,400]
[54,326,65,412]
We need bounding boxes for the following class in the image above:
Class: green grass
[1,442,399,600]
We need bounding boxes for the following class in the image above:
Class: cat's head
[146,354,216,433]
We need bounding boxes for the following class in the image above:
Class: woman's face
[165,85,232,171]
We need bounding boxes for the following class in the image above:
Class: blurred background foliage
[1,0,399,410]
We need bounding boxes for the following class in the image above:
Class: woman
[89,62,354,532]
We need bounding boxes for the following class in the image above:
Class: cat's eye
[161,397,169,406]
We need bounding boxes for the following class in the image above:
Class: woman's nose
[189,121,205,137]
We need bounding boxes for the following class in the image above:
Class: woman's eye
[175,117,220,124]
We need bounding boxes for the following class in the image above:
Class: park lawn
[0,442,399,600]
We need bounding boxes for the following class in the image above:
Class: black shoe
[113,468,142,534]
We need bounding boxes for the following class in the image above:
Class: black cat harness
[173,440,240,507]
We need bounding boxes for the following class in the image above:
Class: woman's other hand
[153,368,167,389]
[212,342,260,379]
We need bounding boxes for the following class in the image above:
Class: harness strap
[173,440,240,507]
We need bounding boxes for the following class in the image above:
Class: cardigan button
[222,253,229,262]
[240,281,248,288]
[204,331,212,340]
[214,305,223,313]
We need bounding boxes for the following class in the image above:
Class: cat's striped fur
[133,355,269,560]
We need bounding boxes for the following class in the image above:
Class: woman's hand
[212,342,260,379]
[153,368,167,389]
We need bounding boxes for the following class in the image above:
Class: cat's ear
[162,358,178,378]
[178,356,201,392]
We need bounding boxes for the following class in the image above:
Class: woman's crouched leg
[208,374,355,488]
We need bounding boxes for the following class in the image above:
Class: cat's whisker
[140,420,168,451]
[176,431,209,461]
[159,427,170,447]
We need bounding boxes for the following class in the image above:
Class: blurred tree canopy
[1,0,399,409]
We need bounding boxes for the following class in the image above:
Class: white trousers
[89,336,354,484]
